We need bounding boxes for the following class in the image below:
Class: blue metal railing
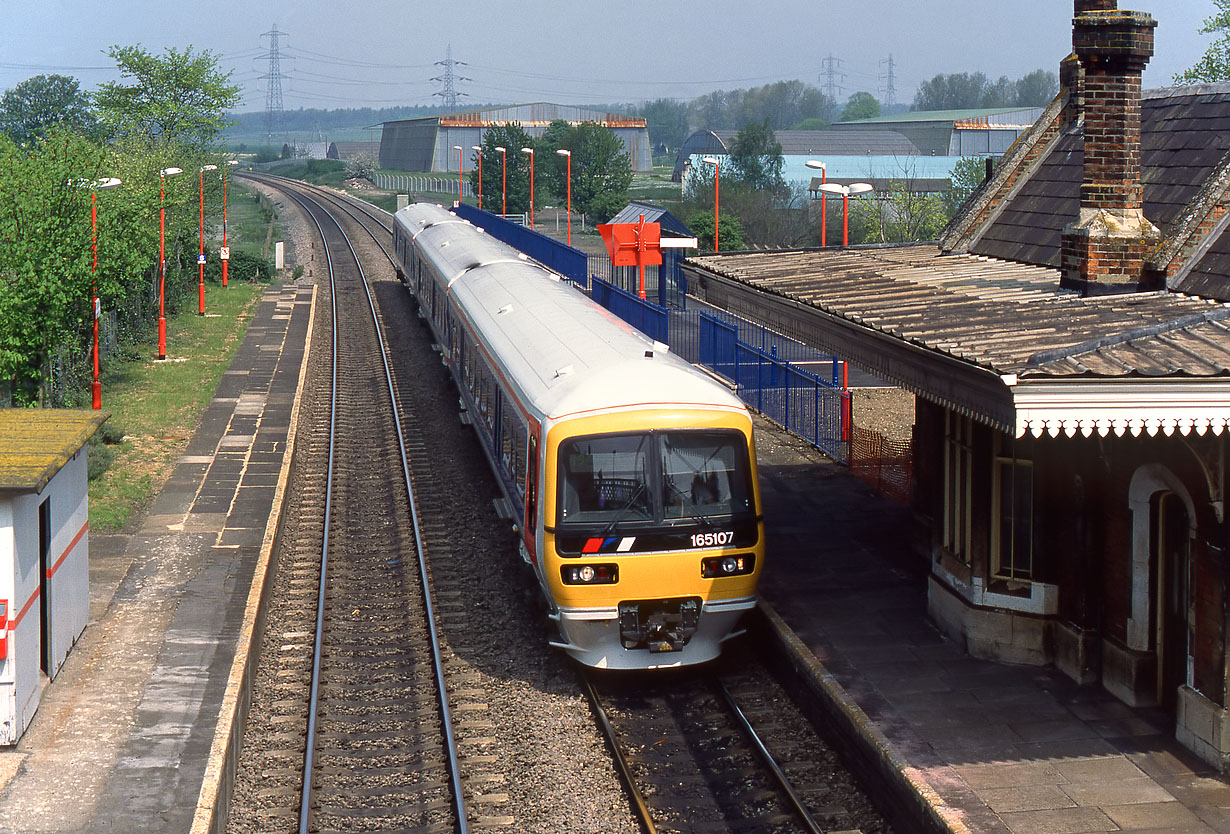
[451,203,851,462]
[452,202,587,285]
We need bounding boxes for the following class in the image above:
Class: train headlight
[561,564,619,585]
[701,554,755,579]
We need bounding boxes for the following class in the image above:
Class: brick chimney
[1060,2,1162,295]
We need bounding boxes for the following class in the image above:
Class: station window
[943,412,973,565]
[992,434,1033,582]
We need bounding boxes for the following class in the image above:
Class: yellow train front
[394,201,764,670]
[540,405,764,669]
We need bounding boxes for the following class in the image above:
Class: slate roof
[608,202,694,238]
[0,410,108,493]
[972,85,1230,268]
[687,247,1230,381]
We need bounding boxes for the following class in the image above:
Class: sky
[1,0,1215,114]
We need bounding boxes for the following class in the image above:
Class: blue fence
[590,286,850,462]
[454,203,851,462]
[452,202,587,285]
[591,276,669,344]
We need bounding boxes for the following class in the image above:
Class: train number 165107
[691,531,734,548]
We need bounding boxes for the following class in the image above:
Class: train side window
[526,434,538,533]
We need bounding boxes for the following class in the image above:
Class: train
[392,202,764,670]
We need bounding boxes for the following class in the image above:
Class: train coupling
[619,596,701,653]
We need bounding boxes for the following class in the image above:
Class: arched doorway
[1128,464,1197,710]
[1153,491,1192,711]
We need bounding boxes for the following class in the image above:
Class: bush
[87,420,126,481]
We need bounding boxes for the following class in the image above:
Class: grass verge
[88,281,268,532]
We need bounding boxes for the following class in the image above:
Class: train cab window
[560,435,652,523]
[660,432,752,519]
[559,430,753,528]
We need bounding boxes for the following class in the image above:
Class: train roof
[396,203,747,422]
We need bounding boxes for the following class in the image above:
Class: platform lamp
[157,166,183,361]
[471,145,483,210]
[453,145,464,204]
[221,160,238,288]
[702,156,720,252]
[805,160,828,247]
[556,148,571,245]
[816,182,873,247]
[89,177,122,409]
[521,147,534,229]
[494,145,507,215]
[198,164,217,315]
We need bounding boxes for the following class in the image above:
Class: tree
[0,128,106,403]
[1176,0,1230,83]
[1014,70,1059,106]
[727,119,784,192]
[840,92,882,122]
[537,121,631,223]
[943,156,991,217]
[687,209,746,252]
[634,98,691,152]
[912,70,1055,111]
[0,74,96,146]
[94,45,240,151]
[469,123,534,215]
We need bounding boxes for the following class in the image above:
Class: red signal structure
[597,215,663,301]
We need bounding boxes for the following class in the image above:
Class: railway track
[583,642,893,834]
[222,176,902,834]
[226,176,467,833]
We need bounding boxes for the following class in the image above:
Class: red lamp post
[817,182,874,246]
[702,156,720,252]
[806,159,827,247]
[157,166,182,360]
[495,145,507,215]
[221,160,236,288]
[198,164,217,315]
[453,145,464,204]
[471,145,482,210]
[89,177,122,409]
[556,148,571,246]
[521,147,534,229]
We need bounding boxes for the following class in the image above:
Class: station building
[378,103,653,173]
[681,2,1230,769]
[0,410,106,744]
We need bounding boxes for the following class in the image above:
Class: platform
[0,282,313,832]
[753,424,1230,834]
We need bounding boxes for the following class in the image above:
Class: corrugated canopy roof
[0,410,108,493]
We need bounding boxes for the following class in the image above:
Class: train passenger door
[524,432,539,559]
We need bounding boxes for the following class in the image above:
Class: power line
[260,24,286,140]
[880,54,897,108]
[820,56,845,101]
[431,45,470,111]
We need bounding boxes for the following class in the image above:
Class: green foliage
[687,209,746,252]
[344,152,378,180]
[1,74,97,146]
[913,69,1058,110]
[94,45,240,150]
[1176,0,1230,83]
[688,81,836,131]
[943,156,991,216]
[791,117,830,131]
[534,121,632,223]
[727,119,785,192]
[0,128,105,403]
[840,92,882,122]
[850,185,947,245]
[469,123,535,215]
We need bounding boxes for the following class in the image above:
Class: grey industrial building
[379,103,653,173]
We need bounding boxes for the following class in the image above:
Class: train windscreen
[558,430,753,527]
